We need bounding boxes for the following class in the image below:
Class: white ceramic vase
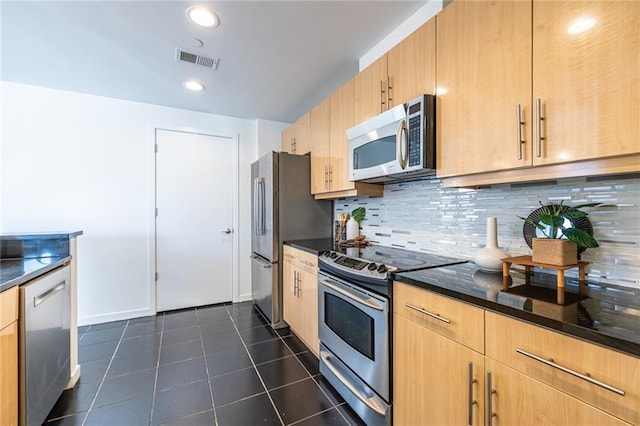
[474,217,509,272]
[346,217,360,240]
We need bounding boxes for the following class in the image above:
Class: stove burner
[375,255,427,269]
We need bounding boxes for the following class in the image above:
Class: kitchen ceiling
[0,1,426,123]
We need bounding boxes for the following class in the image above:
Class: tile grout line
[196,306,220,426]
[147,312,165,426]
[280,332,352,425]
[80,321,130,426]
[228,306,287,426]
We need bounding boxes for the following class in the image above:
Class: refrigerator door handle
[254,177,265,235]
[250,254,272,268]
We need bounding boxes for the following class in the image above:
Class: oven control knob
[330,252,339,259]
[377,264,388,274]
[367,263,377,271]
[321,251,331,257]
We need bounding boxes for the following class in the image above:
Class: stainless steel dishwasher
[19,263,71,426]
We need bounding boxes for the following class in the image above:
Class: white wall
[256,119,289,158]
[359,0,443,71]
[0,81,258,325]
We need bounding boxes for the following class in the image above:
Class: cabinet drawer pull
[516,104,525,160]
[405,303,451,324]
[468,362,478,425]
[486,371,496,426]
[535,98,544,158]
[300,260,315,268]
[516,348,625,396]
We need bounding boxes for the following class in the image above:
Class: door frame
[148,126,239,314]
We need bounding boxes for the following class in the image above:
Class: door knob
[222,228,233,234]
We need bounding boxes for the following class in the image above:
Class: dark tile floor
[44,302,365,426]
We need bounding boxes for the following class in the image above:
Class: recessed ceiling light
[568,17,596,35]
[184,80,205,91]
[187,6,219,28]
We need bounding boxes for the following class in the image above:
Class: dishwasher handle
[34,281,66,307]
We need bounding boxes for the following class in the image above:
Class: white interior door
[155,129,234,312]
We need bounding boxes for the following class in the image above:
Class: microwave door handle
[396,119,409,169]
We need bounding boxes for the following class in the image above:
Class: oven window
[324,293,375,360]
[353,136,396,170]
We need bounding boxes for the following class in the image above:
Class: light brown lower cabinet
[393,282,636,425]
[485,358,627,426]
[0,287,18,426]
[282,246,320,356]
[394,314,485,426]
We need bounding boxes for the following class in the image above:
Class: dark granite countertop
[1,231,83,240]
[0,256,72,292]
[286,240,640,358]
[285,238,334,255]
[393,262,640,357]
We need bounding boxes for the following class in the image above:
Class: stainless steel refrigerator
[251,151,332,328]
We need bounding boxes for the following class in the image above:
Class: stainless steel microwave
[347,94,435,183]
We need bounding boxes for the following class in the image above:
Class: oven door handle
[320,279,384,311]
[320,350,387,416]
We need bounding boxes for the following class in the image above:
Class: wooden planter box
[532,238,578,266]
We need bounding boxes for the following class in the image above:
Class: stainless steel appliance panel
[318,271,390,400]
[250,254,279,325]
[251,151,332,328]
[251,151,277,263]
[320,344,391,426]
[277,153,333,243]
[19,264,71,426]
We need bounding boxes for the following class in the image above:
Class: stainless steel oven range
[317,246,466,426]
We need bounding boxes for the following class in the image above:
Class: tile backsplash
[335,174,640,290]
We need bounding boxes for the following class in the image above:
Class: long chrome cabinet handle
[320,279,384,311]
[535,98,544,158]
[34,281,65,307]
[516,348,625,396]
[380,80,386,112]
[486,371,495,426]
[386,78,392,107]
[324,165,328,189]
[516,104,525,160]
[321,350,387,416]
[293,271,298,296]
[468,362,478,425]
[404,303,451,324]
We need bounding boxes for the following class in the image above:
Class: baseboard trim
[78,307,154,327]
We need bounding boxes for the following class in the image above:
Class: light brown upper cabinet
[436,0,532,178]
[354,19,437,125]
[532,1,640,166]
[311,80,383,199]
[310,98,331,194]
[437,0,640,184]
[281,112,311,155]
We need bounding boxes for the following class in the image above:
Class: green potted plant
[519,201,601,266]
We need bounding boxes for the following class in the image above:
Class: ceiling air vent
[175,48,220,70]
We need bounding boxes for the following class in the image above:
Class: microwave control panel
[407,113,423,167]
